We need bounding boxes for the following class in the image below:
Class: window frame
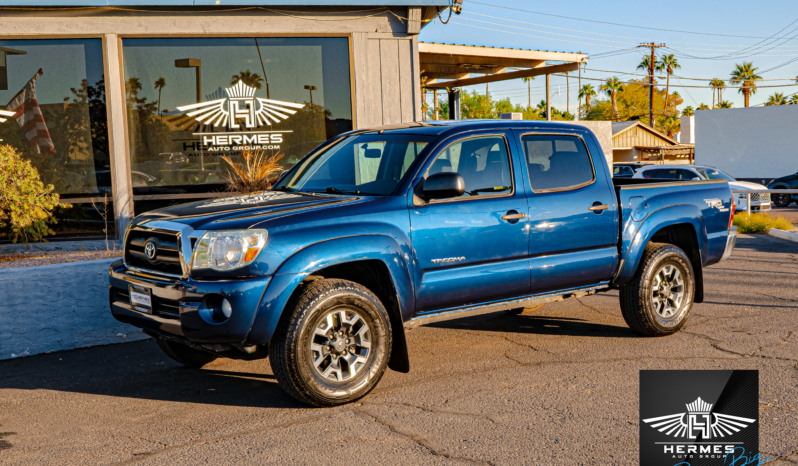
[421,132,516,204]
[518,132,597,194]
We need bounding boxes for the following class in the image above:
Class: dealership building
[0,1,454,239]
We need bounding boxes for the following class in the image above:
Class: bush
[222,149,284,194]
[0,144,67,244]
[733,212,794,234]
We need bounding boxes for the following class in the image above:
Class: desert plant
[221,149,284,194]
[733,212,794,234]
[0,144,68,245]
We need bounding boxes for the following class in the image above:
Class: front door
[514,131,618,294]
[410,132,530,315]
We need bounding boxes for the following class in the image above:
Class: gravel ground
[0,249,122,269]
[0,234,796,465]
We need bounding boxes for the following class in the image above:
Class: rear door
[514,131,618,294]
[409,131,530,314]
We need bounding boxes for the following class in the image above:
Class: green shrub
[0,144,68,244]
[733,212,794,234]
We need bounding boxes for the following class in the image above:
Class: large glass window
[121,38,353,213]
[0,39,112,239]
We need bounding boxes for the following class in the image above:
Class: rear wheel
[156,337,218,368]
[619,243,695,337]
[269,279,391,407]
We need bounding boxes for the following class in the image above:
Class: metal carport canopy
[419,42,588,121]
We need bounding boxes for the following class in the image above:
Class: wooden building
[612,121,695,164]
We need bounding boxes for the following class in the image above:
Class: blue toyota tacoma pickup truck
[109,120,737,406]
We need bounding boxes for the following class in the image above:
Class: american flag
[4,69,56,154]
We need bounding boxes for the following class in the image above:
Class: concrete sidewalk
[0,234,796,465]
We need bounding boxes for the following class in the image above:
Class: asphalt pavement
[0,234,796,465]
[772,206,798,224]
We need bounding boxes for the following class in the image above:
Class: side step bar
[404,284,609,328]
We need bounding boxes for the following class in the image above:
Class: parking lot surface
[773,206,798,225]
[1,234,796,465]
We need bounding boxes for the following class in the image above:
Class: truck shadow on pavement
[0,339,309,410]
[427,312,639,338]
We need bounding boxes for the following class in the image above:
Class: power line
[553,74,798,89]
[584,67,797,82]
[463,11,798,48]
[467,0,798,40]
[448,20,628,50]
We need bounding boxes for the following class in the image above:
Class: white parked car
[632,164,771,211]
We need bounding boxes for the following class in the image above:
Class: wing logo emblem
[176,81,305,129]
[642,397,756,439]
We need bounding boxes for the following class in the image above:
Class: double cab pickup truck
[109,120,737,406]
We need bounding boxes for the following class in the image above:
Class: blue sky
[419,0,798,114]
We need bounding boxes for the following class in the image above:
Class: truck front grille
[751,193,771,203]
[124,228,184,277]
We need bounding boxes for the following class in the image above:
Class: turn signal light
[729,198,735,230]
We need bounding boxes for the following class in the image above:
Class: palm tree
[637,55,659,74]
[681,106,694,117]
[125,77,142,100]
[729,62,762,107]
[709,78,724,108]
[578,84,596,117]
[697,103,710,110]
[600,77,624,122]
[661,115,679,138]
[790,94,798,105]
[717,100,734,109]
[716,80,726,104]
[230,69,264,90]
[522,76,534,109]
[766,92,787,106]
[658,54,681,112]
[154,77,166,120]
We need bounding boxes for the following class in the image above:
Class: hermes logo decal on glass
[642,396,756,439]
[176,81,305,150]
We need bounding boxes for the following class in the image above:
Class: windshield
[696,168,736,182]
[274,134,433,196]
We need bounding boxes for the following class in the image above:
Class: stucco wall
[570,121,613,168]
[696,105,798,178]
[0,259,148,360]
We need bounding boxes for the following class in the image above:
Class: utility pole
[433,88,439,120]
[637,42,666,129]
[578,62,582,121]
[565,71,570,115]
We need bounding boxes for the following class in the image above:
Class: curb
[767,229,798,243]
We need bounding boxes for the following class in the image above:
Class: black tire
[772,191,791,208]
[506,304,544,315]
[156,337,218,368]
[619,243,695,337]
[269,279,392,407]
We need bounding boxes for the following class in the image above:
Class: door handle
[501,212,527,220]
[588,204,609,212]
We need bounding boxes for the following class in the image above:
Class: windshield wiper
[271,186,297,193]
[325,187,361,195]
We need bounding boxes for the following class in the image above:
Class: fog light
[221,299,232,319]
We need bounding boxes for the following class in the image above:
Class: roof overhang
[0,0,450,5]
[420,42,587,88]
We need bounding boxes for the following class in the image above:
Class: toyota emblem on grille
[144,239,158,260]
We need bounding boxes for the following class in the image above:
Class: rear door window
[520,135,595,191]
[642,169,659,179]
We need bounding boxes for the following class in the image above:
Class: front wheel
[772,191,791,208]
[619,243,695,337]
[269,279,391,407]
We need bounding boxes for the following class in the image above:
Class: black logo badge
[640,370,759,465]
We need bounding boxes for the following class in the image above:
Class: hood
[729,181,768,191]
[133,191,358,231]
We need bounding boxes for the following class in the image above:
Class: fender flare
[245,235,414,372]
[613,204,707,288]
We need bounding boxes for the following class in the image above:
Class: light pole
[304,85,317,107]
[175,58,203,170]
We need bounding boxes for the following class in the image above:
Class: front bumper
[720,227,738,262]
[108,259,271,344]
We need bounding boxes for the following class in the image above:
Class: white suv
[632,164,771,211]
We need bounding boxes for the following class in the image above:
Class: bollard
[747,192,751,215]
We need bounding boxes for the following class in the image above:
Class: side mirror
[422,172,465,199]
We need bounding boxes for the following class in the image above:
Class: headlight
[191,230,268,271]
